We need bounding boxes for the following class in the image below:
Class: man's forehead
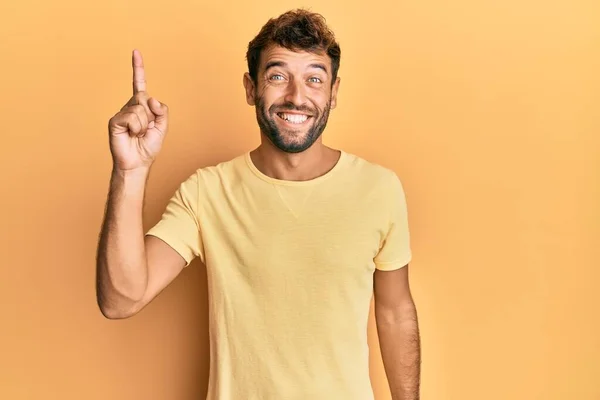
[260,45,330,68]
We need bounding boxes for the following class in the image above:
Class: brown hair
[246,9,341,86]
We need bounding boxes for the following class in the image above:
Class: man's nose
[284,78,306,106]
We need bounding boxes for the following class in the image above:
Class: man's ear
[243,73,256,106]
[330,76,341,109]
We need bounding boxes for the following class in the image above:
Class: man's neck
[250,140,341,182]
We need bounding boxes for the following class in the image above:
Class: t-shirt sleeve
[145,171,205,267]
[374,170,412,271]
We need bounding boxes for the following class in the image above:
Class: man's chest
[201,187,389,280]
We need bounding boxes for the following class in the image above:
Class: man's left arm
[374,264,421,400]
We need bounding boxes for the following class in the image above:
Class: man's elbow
[96,277,147,319]
[98,305,130,320]
[96,293,143,320]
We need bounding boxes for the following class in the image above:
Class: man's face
[244,45,340,153]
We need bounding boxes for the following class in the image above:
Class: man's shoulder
[190,152,246,181]
[340,151,409,215]
[341,151,401,186]
[168,153,246,196]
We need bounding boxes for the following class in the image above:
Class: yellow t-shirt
[146,150,412,400]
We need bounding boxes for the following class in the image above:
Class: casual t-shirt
[145,150,412,400]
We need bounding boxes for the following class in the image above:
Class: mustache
[269,102,316,115]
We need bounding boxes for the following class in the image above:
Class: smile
[276,112,311,124]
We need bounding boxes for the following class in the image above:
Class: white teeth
[279,113,308,124]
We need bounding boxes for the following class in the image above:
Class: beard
[255,95,332,154]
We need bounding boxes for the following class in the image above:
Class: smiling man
[247,46,336,154]
[96,8,420,400]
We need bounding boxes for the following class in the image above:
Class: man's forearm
[96,167,150,317]
[376,306,421,400]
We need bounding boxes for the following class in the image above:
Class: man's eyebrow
[308,63,328,74]
[265,61,286,71]
[264,61,328,74]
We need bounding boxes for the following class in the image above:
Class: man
[96,9,420,400]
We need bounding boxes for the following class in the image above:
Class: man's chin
[269,134,315,154]
[257,115,323,153]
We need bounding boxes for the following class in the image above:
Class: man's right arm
[95,167,187,319]
[96,49,192,319]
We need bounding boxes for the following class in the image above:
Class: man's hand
[108,49,169,172]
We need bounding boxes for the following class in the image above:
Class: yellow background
[1,0,598,399]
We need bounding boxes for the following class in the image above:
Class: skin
[96,49,187,319]
[374,266,421,400]
[96,45,420,399]
[242,45,342,182]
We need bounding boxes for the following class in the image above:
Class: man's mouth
[276,112,312,124]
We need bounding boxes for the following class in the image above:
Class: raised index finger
[132,49,147,94]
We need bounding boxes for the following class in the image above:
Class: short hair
[246,9,341,86]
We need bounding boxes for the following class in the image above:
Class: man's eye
[270,74,284,80]
[308,77,322,83]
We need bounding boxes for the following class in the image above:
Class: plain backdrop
[1,0,598,399]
